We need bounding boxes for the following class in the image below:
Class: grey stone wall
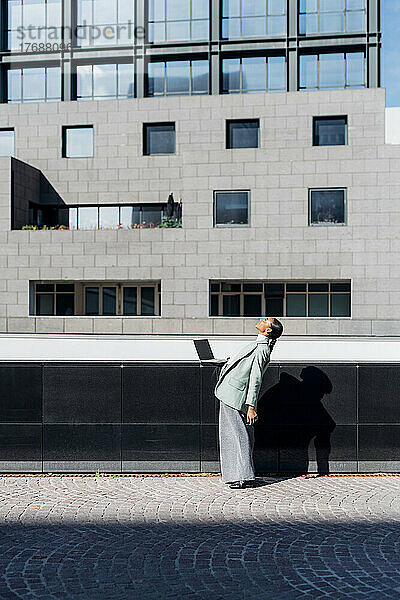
[0,87,399,336]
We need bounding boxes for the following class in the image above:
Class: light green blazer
[214,339,271,413]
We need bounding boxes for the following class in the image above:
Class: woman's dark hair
[268,318,283,352]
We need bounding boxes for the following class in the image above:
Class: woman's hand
[247,406,258,425]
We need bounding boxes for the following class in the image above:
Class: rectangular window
[299,0,366,35]
[299,52,365,90]
[222,56,286,93]
[226,120,259,149]
[76,0,134,46]
[0,129,15,156]
[62,126,94,158]
[33,282,161,316]
[148,0,209,42]
[76,63,134,100]
[222,0,286,39]
[313,116,347,145]
[7,65,61,103]
[309,189,346,225]
[7,0,62,51]
[143,123,175,155]
[147,59,209,96]
[210,281,351,317]
[214,191,250,227]
[35,283,75,316]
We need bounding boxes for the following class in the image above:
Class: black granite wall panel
[43,365,121,423]
[358,366,400,424]
[122,364,200,424]
[0,365,42,423]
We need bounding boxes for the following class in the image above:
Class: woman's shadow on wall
[255,367,336,475]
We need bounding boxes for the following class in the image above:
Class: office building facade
[1,0,397,337]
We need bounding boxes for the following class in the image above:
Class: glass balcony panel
[93,64,117,98]
[319,53,344,88]
[242,57,266,91]
[23,68,46,101]
[166,61,190,94]
[99,206,119,229]
[346,52,365,87]
[78,206,98,229]
[268,56,286,90]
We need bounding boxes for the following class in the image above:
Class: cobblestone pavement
[0,475,399,600]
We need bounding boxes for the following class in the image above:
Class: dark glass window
[222,56,286,93]
[141,287,155,315]
[300,52,365,90]
[227,120,259,149]
[143,123,175,155]
[85,287,100,315]
[147,60,209,96]
[299,0,366,35]
[35,282,75,316]
[102,287,117,315]
[123,287,137,315]
[148,0,209,42]
[313,116,347,145]
[222,0,286,39]
[309,189,346,225]
[7,0,62,51]
[76,63,134,100]
[63,126,94,158]
[0,129,14,156]
[214,191,249,226]
[76,0,134,46]
[210,281,350,317]
[7,66,61,103]
[33,282,160,316]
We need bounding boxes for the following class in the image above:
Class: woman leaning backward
[214,317,283,489]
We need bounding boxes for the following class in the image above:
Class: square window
[143,123,175,155]
[313,116,347,146]
[226,119,259,149]
[0,129,14,156]
[63,126,94,158]
[309,189,346,225]
[214,191,249,226]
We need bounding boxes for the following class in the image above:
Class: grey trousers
[218,400,256,483]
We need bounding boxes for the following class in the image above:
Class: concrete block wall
[1,87,399,336]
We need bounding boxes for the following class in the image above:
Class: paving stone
[0,476,399,599]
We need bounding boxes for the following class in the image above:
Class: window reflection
[7,66,61,103]
[148,60,209,96]
[222,56,286,93]
[309,189,346,225]
[78,206,98,229]
[77,63,134,100]
[7,0,62,51]
[214,191,249,226]
[299,52,364,89]
[0,130,15,156]
[299,0,366,35]
[76,0,134,46]
[148,0,209,42]
[222,0,286,39]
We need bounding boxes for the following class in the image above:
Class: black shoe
[229,480,246,489]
